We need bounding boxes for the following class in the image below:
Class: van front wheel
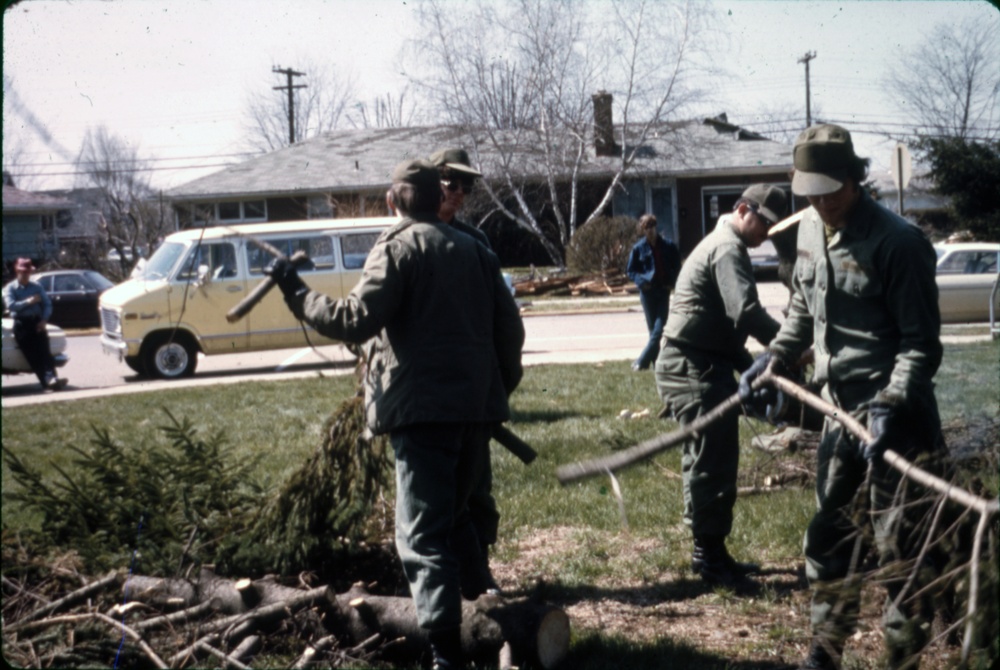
[142,335,197,379]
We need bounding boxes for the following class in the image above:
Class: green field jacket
[663,216,780,370]
[769,192,941,408]
[290,217,525,434]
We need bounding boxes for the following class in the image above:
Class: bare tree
[347,89,418,129]
[243,59,359,152]
[74,126,172,281]
[408,0,715,265]
[884,16,1000,142]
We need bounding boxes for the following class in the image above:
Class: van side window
[248,236,336,274]
[178,242,238,280]
[341,233,380,270]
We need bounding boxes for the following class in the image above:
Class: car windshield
[139,242,187,280]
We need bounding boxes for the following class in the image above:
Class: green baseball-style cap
[428,148,482,178]
[741,183,787,226]
[391,159,441,192]
[791,124,858,196]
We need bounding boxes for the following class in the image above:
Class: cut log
[326,583,569,669]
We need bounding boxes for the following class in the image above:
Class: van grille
[101,307,121,335]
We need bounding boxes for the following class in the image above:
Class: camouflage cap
[741,183,787,226]
[791,124,858,196]
[428,148,482,178]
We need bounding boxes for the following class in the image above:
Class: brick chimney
[592,91,615,157]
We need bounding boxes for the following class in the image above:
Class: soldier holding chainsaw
[654,183,787,588]
[739,124,945,670]
[264,159,524,670]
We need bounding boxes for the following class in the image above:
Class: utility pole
[797,51,817,128]
[272,66,307,145]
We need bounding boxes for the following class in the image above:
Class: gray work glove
[864,402,898,462]
[738,352,783,420]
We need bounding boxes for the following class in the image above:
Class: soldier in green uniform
[740,124,945,670]
[429,147,504,598]
[655,183,787,587]
[265,159,524,670]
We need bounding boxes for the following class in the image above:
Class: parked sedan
[32,270,115,329]
[1,317,69,375]
[935,242,1000,323]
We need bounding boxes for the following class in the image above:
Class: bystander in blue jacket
[626,214,681,371]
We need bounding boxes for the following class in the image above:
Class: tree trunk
[326,583,570,669]
[123,575,570,668]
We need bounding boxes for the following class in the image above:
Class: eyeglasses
[442,178,473,194]
[750,205,774,228]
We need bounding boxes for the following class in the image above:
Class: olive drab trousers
[805,383,946,668]
[655,343,740,538]
[391,422,492,631]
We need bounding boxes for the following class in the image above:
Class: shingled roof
[165,118,791,201]
[2,185,76,213]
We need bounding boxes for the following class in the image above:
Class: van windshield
[140,242,187,280]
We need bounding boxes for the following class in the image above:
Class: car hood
[99,277,168,310]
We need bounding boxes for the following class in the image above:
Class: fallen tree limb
[16,570,122,625]
[556,393,743,484]
[768,376,999,517]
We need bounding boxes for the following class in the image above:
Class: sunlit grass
[2,340,996,667]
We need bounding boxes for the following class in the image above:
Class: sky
[3,0,998,192]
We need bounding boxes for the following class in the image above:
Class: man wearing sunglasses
[654,183,786,589]
[429,147,505,602]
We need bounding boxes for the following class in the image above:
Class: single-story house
[165,100,796,261]
[2,181,76,269]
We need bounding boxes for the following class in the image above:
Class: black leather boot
[429,627,464,670]
[798,638,840,670]
[719,541,761,576]
[692,535,758,586]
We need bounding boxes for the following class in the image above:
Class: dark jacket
[290,217,525,434]
[627,235,681,291]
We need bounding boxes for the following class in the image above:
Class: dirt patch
[491,525,970,668]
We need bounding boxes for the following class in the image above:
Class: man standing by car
[655,184,786,587]
[3,258,66,391]
[739,124,945,670]
[430,147,505,599]
[626,214,681,371]
[265,159,524,670]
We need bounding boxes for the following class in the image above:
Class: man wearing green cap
[264,158,524,670]
[654,183,786,588]
[429,147,505,600]
[740,124,945,670]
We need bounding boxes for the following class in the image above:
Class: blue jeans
[635,285,670,369]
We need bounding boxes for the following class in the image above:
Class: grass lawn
[2,341,997,668]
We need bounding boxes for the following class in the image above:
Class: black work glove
[738,352,789,423]
[863,402,897,462]
[263,256,307,301]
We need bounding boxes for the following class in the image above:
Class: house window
[212,200,268,224]
[612,179,676,241]
[308,195,334,219]
[700,182,792,237]
[217,202,241,221]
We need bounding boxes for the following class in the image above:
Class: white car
[935,242,1000,323]
[1,317,69,375]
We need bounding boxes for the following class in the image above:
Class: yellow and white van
[99,217,394,378]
